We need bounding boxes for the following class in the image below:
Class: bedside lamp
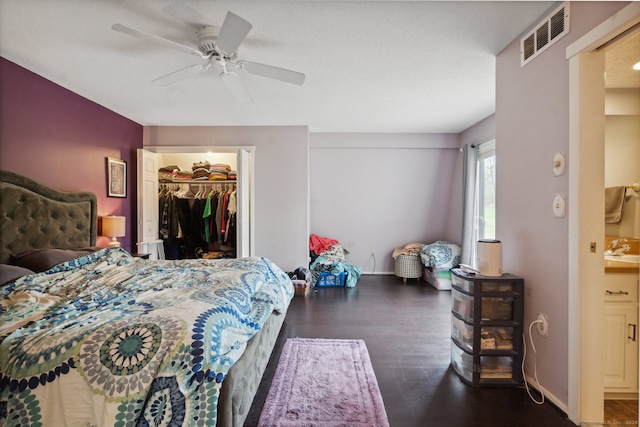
[102,216,126,248]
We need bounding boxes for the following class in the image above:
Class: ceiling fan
[112,11,305,104]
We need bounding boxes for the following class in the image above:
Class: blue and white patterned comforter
[0,248,293,426]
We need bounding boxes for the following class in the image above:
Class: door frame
[142,145,256,257]
[566,3,640,424]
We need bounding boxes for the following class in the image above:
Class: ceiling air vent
[520,2,570,67]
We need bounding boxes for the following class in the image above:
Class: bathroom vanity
[603,255,639,398]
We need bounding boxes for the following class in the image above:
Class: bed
[0,169,293,427]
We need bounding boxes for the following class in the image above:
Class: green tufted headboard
[0,170,97,264]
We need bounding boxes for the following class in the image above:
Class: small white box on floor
[292,279,310,296]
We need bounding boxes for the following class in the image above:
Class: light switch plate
[552,194,566,217]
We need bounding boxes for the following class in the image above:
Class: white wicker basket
[394,254,422,280]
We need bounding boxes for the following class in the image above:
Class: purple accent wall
[0,58,143,252]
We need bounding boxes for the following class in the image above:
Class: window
[461,139,496,266]
[476,140,496,240]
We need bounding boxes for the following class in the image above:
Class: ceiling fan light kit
[221,71,253,105]
[112,10,305,103]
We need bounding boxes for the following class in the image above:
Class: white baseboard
[604,391,638,400]
[360,271,394,275]
[524,373,572,422]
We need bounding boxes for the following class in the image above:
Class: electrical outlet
[536,312,549,337]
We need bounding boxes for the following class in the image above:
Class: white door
[136,149,161,258]
[236,148,253,257]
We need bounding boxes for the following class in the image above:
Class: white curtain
[461,144,478,266]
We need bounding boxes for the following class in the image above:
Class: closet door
[237,148,253,257]
[137,149,160,250]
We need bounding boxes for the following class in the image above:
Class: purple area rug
[257,338,389,427]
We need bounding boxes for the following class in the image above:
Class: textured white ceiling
[0,0,559,133]
[605,29,640,89]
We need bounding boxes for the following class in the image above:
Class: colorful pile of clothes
[158,165,179,182]
[173,169,194,181]
[209,163,232,180]
[158,163,237,182]
[309,234,362,287]
[192,162,211,181]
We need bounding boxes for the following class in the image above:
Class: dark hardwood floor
[244,274,578,427]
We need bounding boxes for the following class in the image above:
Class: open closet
[137,147,254,260]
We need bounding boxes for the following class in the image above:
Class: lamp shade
[102,216,126,238]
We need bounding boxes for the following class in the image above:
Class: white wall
[495,1,629,409]
[309,132,458,273]
[143,126,309,272]
[606,88,640,115]
[605,114,640,239]
[144,127,462,276]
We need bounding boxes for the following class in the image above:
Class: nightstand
[450,268,524,387]
[130,253,150,259]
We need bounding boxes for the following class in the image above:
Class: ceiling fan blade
[240,61,305,86]
[112,24,204,58]
[152,64,208,86]
[221,72,253,104]
[216,12,252,54]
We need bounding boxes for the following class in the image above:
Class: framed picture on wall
[107,157,127,198]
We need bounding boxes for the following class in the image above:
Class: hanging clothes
[159,182,237,259]
[158,185,181,259]
[159,188,170,240]
[190,196,207,255]
[225,191,237,245]
[203,189,219,250]
[158,186,179,242]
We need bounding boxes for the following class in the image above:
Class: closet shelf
[160,180,236,185]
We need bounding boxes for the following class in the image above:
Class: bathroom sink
[604,254,640,264]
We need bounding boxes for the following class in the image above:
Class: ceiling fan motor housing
[197,26,220,55]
